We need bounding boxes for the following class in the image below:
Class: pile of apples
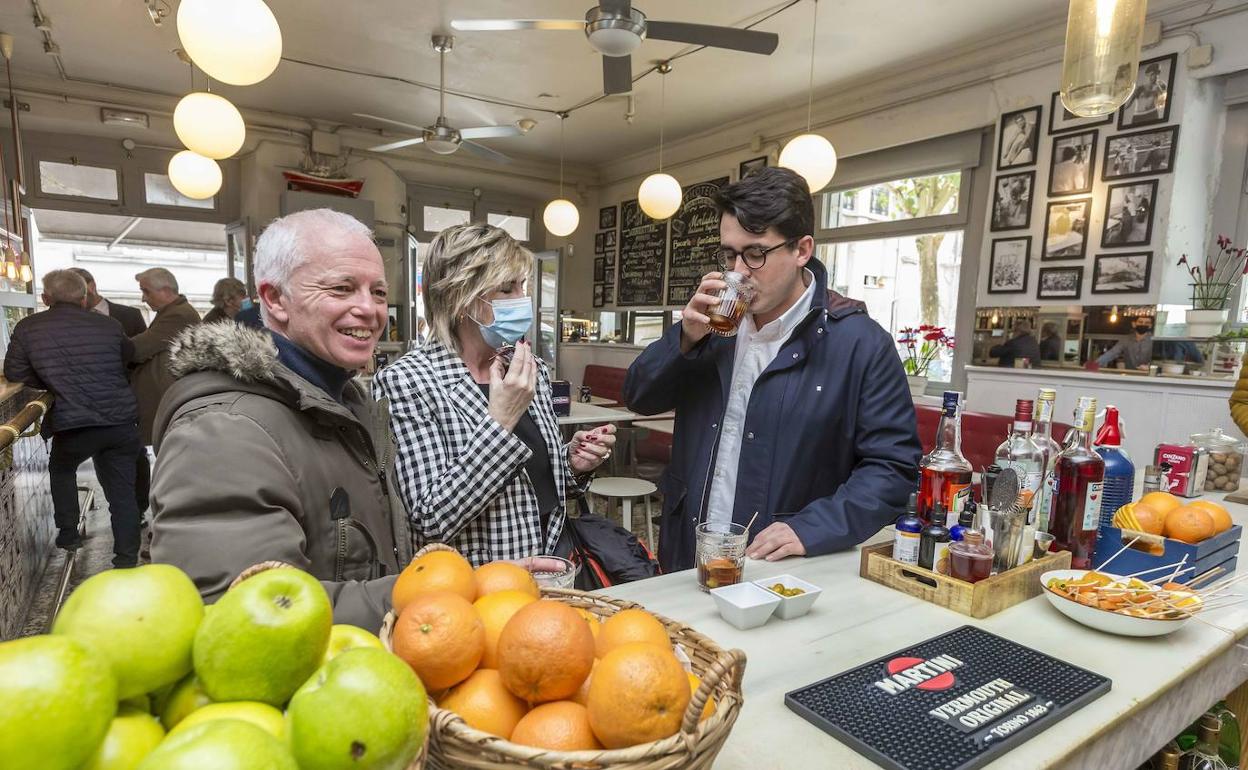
[0,564,429,770]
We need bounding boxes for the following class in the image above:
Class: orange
[1188,500,1233,534]
[1164,506,1216,544]
[510,701,604,751]
[474,590,537,669]
[392,592,485,690]
[1139,491,1182,517]
[1130,503,1167,536]
[474,561,540,599]
[438,669,529,738]
[687,671,716,722]
[497,600,595,703]
[393,550,476,611]
[570,660,597,706]
[575,607,601,645]
[596,608,670,659]
[587,642,691,749]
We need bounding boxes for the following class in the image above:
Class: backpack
[556,514,661,590]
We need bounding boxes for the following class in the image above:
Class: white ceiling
[1,1,1082,166]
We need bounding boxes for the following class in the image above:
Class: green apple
[323,624,385,665]
[287,647,428,770]
[193,567,331,706]
[134,719,297,770]
[170,702,286,741]
[121,694,151,713]
[0,634,117,770]
[159,674,213,730]
[82,706,165,770]
[53,564,204,699]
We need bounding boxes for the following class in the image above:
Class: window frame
[140,171,220,213]
[35,158,124,206]
[816,168,973,245]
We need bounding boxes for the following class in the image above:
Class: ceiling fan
[354,35,523,163]
[452,0,779,95]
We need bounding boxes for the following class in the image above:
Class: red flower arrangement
[897,325,954,376]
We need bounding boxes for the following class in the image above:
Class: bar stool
[588,477,657,547]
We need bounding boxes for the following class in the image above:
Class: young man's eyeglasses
[714,238,798,271]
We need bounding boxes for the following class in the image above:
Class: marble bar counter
[965,365,1244,466]
[600,491,1248,768]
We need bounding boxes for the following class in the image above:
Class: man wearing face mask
[375,223,617,565]
[1096,317,1155,370]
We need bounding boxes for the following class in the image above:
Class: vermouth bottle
[994,399,1044,566]
[1031,388,1061,534]
[1048,397,1105,569]
[918,391,974,526]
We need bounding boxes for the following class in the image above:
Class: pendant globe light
[543,113,580,237]
[1060,0,1148,117]
[174,91,245,159]
[168,150,222,200]
[638,62,681,220]
[177,0,282,86]
[779,0,837,194]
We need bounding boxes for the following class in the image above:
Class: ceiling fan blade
[603,55,633,95]
[368,136,426,153]
[599,0,632,15]
[645,21,779,55]
[460,140,512,164]
[451,19,584,31]
[353,113,429,134]
[459,125,524,140]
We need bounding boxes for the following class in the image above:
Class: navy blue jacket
[624,259,921,571]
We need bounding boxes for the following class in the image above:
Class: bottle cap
[942,390,962,415]
[962,530,985,546]
[905,492,917,514]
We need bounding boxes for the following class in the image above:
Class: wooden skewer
[1150,565,1194,585]
[745,511,760,533]
[1161,555,1189,585]
[1186,567,1226,590]
[1122,561,1193,579]
[1095,535,1142,572]
[1197,573,1248,596]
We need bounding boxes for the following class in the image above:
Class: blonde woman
[375,223,616,564]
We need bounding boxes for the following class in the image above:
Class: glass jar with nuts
[1190,427,1244,493]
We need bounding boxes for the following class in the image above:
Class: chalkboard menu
[616,199,667,307]
[667,176,729,306]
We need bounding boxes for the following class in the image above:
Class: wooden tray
[859,542,1072,619]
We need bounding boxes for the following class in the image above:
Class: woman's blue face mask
[476,296,532,349]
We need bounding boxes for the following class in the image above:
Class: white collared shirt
[706,269,816,523]
[92,298,109,316]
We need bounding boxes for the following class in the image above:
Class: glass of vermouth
[696,521,748,591]
[706,272,756,337]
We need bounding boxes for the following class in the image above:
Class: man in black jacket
[4,270,144,567]
[70,267,148,337]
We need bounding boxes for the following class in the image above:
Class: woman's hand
[569,424,617,474]
[487,341,536,431]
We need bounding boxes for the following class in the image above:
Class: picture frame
[604,229,617,250]
[1048,91,1112,135]
[1118,53,1177,130]
[997,105,1042,170]
[1091,252,1152,294]
[1037,266,1084,300]
[604,250,615,268]
[592,284,604,308]
[598,205,617,230]
[1042,198,1092,260]
[1103,126,1179,181]
[990,171,1035,231]
[988,237,1031,294]
[1101,179,1158,248]
[594,257,605,282]
[1047,131,1097,196]
[594,232,605,254]
[739,156,768,179]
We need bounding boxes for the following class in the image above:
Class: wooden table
[557,402,673,426]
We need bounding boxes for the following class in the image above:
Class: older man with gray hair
[4,270,143,566]
[150,208,410,629]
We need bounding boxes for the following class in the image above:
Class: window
[632,312,668,347]
[38,161,119,201]
[822,171,962,229]
[144,173,214,209]
[840,191,857,211]
[422,205,470,233]
[488,212,531,242]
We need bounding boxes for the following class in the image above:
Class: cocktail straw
[1095,535,1141,572]
[745,511,760,533]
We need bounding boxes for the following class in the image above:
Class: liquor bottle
[1181,713,1231,769]
[1032,388,1061,534]
[948,530,993,583]
[918,514,951,574]
[1048,397,1106,569]
[894,493,923,566]
[1153,742,1182,770]
[1094,405,1136,529]
[995,399,1044,566]
[919,391,974,525]
[950,507,976,541]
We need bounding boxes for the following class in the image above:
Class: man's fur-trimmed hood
[169,322,280,384]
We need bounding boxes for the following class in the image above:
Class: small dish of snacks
[755,574,822,620]
[1040,569,1203,637]
[710,582,781,629]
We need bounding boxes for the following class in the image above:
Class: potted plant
[1179,235,1248,336]
[897,325,954,396]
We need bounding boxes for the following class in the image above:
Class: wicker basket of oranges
[379,543,747,770]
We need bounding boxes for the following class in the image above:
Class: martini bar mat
[784,625,1111,770]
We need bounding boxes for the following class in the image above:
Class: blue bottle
[894,493,923,565]
[950,506,977,542]
[1094,406,1135,529]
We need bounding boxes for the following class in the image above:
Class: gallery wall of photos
[980,51,1181,307]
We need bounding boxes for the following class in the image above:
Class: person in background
[624,167,921,571]
[4,270,143,567]
[1039,322,1062,362]
[202,277,248,324]
[234,293,264,329]
[990,321,1041,368]
[1095,316,1154,370]
[150,209,411,628]
[375,223,616,565]
[70,267,147,337]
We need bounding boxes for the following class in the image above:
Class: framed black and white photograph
[1048,91,1113,135]
[988,237,1031,294]
[593,257,605,282]
[1102,179,1158,247]
[599,205,617,230]
[1118,53,1176,129]
[990,171,1035,231]
[592,284,604,308]
[603,229,617,250]
[997,106,1041,170]
[1037,266,1084,300]
[1048,131,1097,196]
[594,232,605,254]
[1092,252,1152,294]
[1103,126,1179,180]
[739,156,768,179]
[1042,198,1092,260]
[604,249,615,268]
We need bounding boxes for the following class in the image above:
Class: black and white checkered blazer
[373,341,587,566]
